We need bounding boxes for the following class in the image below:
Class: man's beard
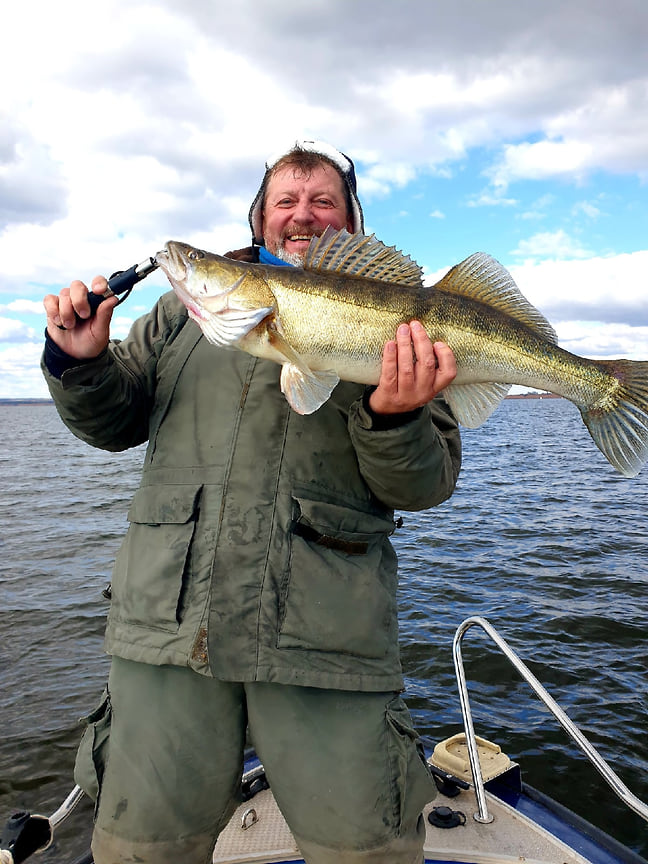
[271,225,319,266]
[273,245,307,267]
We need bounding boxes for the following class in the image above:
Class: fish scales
[267,267,614,403]
[155,227,648,477]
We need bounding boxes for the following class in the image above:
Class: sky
[1,0,647,398]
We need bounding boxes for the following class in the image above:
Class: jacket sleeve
[347,394,461,511]
[40,292,186,452]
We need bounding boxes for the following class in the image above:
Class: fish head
[155,241,234,318]
[155,241,276,348]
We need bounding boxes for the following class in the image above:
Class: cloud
[511,230,592,260]
[487,140,594,190]
[556,321,648,360]
[0,317,36,343]
[0,119,68,229]
[0,343,49,398]
[360,162,418,199]
[510,251,648,327]
[467,193,518,208]
[2,299,45,315]
[571,200,602,220]
[518,194,556,221]
[0,0,646,398]
[2,0,646,235]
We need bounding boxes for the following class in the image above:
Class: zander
[156,227,648,478]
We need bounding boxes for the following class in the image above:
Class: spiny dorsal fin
[304,226,424,287]
[435,252,557,343]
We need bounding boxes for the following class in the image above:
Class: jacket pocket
[74,688,112,807]
[110,484,202,633]
[277,497,397,658]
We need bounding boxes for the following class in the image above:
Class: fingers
[61,280,92,329]
[369,321,457,415]
[43,276,114,359]
[431,339,457,393]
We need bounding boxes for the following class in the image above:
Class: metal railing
[453,616,648,824]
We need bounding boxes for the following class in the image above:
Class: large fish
[155,227,648,478]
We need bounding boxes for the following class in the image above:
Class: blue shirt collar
[258,246,295,267]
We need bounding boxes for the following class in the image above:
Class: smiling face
[261,162,354,264]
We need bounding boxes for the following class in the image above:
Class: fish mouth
[155,243,204,320]
[155,242,189,286]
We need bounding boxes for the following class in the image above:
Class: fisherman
[42,140,462,864]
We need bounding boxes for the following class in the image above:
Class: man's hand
[368,321,457,415]
[44,276,117,360]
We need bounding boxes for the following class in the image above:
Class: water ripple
[1,400,647,861]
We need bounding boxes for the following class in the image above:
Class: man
[42,140,461,864]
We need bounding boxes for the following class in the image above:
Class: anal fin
[444,381,511,428]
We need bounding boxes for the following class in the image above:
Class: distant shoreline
[505,392,562,400]
[0,392,563,406]
[0,398,54,405]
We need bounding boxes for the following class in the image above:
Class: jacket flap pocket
[294,496,394,537]
[128,484,202,525]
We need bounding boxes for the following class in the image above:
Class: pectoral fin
[199,304,274,347]
[444,381,511,428]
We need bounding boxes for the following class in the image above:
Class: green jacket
[43,285,461,692]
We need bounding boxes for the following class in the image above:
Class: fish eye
[188,248,204,260]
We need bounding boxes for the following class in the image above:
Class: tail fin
[582,360,648,477]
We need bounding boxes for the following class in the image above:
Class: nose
[292,197,316,225]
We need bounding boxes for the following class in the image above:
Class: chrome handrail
[453,616,648,824]
[49,784,85,828]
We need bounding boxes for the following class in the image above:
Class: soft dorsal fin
[435,252,557,342]
[304,226,424,287]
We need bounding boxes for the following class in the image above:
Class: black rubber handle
[60,257,158,328]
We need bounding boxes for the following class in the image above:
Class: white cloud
[0,343,48,398]
[0,0,646,397]
[509,251,648,325]
[488,139,594,190]
[2,299,45,315]
[511,230,592,260]
[556,321,648,361]
[359,162,418,199]
[0,317,36,342]
[420,250,648,364]
[467,192,518,208]
[572,200,601,220]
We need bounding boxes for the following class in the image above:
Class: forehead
[265,163,346,199]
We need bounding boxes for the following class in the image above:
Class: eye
[188,248,204,260]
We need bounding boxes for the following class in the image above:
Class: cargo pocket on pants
[385,696,436,835]
[74,688,112,811]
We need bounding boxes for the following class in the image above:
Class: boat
[2,616,647,864]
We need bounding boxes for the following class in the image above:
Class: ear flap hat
[248,139,364,245]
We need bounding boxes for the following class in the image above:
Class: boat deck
[213,781,594,864]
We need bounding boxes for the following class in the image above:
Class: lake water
[1,399,646,861]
